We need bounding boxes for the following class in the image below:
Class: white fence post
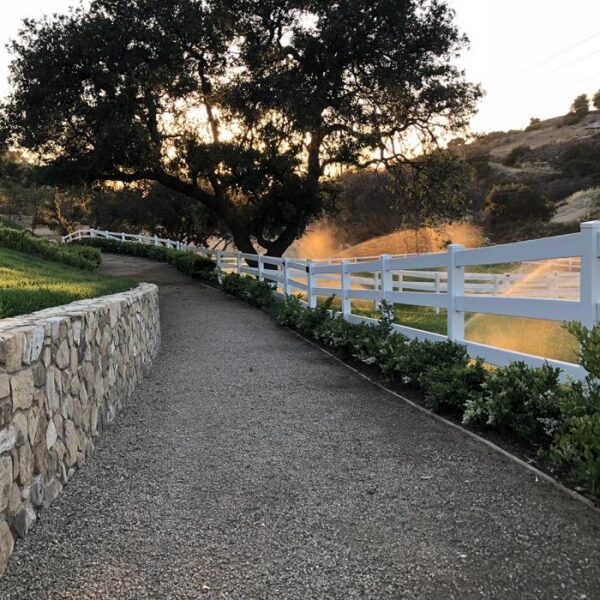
[307,259,317,308]
[381,254,392,304]
[236,251,242,275]
[579,221,600,328]
[216,250,224,283]
[283,258,290,296]
[341,260,351,317]
[90,229,96,239]
[447,244,465,341]
[434,271,441,315]
[258,254,264,281]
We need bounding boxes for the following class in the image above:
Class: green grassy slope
[0,247,135,319]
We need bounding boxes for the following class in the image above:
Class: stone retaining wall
[0,283,160,574]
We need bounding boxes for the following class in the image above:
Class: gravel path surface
[1,254,599,599]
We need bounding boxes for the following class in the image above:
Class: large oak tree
[1,0,481,255]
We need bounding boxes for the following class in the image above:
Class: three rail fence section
[63,223,600,380]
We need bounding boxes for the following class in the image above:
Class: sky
[0,1,599,134]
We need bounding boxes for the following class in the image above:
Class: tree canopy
[571,94,590,117]
[1,0,481,255]
[484,183,554,230]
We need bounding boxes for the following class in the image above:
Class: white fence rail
[63,224,600,380]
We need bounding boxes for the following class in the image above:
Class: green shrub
[392,338,472,388]
[276,294,306,328]
[421,360,486,413]
[0,227,101,270]
[75,237,216,280]
[484,183,554,231]
[558,142,600,179]
[220,273,275,309]
[550,323,600,494]
[165,251,216,281]
[502,144,530,167]
[463,362,562,445]
[0,217,24,230]
[525,117,542,132]
[76,237,172,261]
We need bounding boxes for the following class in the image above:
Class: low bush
[75,237,216,281]
[0,226,101,270]
[220,273,275,309]
[166,251,216,281]
[76,237,172,261]
[502,144,531,167]
[0,217,24,230]
[525,117,542,132]
[421,360,487,413]
[463,362,562,445]
[550,323,600,494]
[484,183,554,230]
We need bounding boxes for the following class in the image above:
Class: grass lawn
[0,247,135,319]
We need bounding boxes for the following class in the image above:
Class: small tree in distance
[484,183,554,231]
[594,90,600,110]
[571,94,590,117]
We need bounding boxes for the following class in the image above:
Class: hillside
[457,110,600,207]
[472,110,600,160]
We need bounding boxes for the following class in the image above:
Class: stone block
[0,456,12,512]
[0,399,11,430]
[55,339,70,370]
[0,372,9,399]
[46,420,57,450]
[30,475,44,507]
[0,427,16,454]
[42,477,62,509]
[0,520,14,576]
[10,369,34,411]
[0,334,22,373]
[18,442,34,486]
[11,505,36,538]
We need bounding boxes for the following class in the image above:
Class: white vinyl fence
[63,223,600,380]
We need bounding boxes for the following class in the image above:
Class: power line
[542,48,600,78]
[553,70,600,93]
[511,31,600,78]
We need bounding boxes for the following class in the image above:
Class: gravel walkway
[1,255,599,599]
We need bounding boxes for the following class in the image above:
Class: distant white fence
[63,224,600,380]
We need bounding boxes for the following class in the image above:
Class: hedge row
[0,227,101,271]
[220,272,600,499]
[75,238,216,281]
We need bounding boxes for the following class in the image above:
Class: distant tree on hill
[594,90,600,110]
[563,94,590,126]
[484,183,554,230]
[503,144,531,167]
[559,142,600,180]
[526,117,541,131]
[572,94,590,116]
[572,94,590,117]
